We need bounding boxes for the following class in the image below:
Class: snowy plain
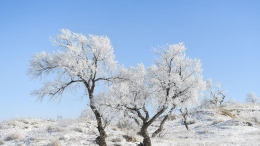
[1,104,260,146]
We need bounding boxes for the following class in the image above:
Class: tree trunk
[184,120,189,131]
[89,94,107,146]
[180,108,189,131]
[152,106,175,137]
[151,114,168,137]
[139,127,152,146]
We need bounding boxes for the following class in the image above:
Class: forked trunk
[139,127,152,146]
[90,94,107,146]
[152,106,175,137]
[151,114,168,137]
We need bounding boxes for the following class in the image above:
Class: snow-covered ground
[1,105,260,146]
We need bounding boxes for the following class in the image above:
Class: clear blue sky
[0,0,259,122]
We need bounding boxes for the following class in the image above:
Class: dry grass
[220,109,236,118]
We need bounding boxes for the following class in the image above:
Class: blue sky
[0,0,259,121]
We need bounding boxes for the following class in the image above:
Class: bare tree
[28,29,118,146]
[246,92,258,104]
[201,80,227,108]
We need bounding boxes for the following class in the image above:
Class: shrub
[46,125,64,133]
[220,109,235,118]
[252,117,260,124]
[74,127,83,133]
[0,139,4,145]
[111,137,122,142]
[186,119,196,125]
[212,119,224,125]
[113,144,122,146]
[21,119,29,124]
[5,133,20,141]
[47,139,61,146]
[46,125,53,133]
[122,135,137,142]
[244,122,253,127]
[168,114,177,121]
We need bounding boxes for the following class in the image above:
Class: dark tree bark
[87,80,108,146]
[139,127,152,146]
[180,108,189,131]
[90,98,107,146]
[152,106,175,137]
[136,106,168,146]
[184,120,189,131]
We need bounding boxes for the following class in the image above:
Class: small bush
[168,114,177,121]
[199,129,208,134]
[111,137,122,142]
[186,119,196,125]
[0,139,4,145]
[59,136,65,141]
[21,119,29,124]
[220,109,235,118]
[74,127,83,133]
[46,125,64,133]
[47,139,61,146]
[5,133,20,141]
[122,135,137,142]
[46,125,54,133]
[212,119,224,125]
[252,117,260,124]
[113,144,122,146]
[244,122,253,127]
[23,126,29,129]
[111,127,118,131]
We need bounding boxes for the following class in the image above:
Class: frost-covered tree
[148,43,205,138]
[28,29,118,146]
[201,79,227,108]
[246,92,258,104]
[103,43,206,146]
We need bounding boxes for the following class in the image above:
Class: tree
[246,92,258,104]
[201,79,227,108]
[103,43,206,146]
[148,43,205,138]
[28,29,118,146]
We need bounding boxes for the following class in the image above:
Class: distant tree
[246,92,258,104]
[28,29,118,146]
[102,43,206,146]
[201,79,227,108]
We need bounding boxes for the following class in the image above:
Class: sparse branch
[33,79,83,102]
[146,106,168,126]
[142,106,150,121]
[152,105,176,137]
